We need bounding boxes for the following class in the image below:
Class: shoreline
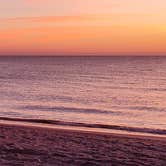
[0,123,166,165]
[0,121,166,141]
[0,117,166,137]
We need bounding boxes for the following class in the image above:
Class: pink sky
[0,0,166,55]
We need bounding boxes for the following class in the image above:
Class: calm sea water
[0,56,166,135]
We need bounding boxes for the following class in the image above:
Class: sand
[0,124,166,166]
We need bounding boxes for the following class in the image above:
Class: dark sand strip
[0,123,166,166]
[0,117,166,135]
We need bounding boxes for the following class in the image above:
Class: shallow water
[0,56,166,135]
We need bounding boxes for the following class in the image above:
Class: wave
[124,106,166,112]
[0,117,166,135]
[111,106,166,113]
[17,105,123,115]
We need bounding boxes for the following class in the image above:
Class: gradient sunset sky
[0,0,166,56]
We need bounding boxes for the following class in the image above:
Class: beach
[0,124,165,166]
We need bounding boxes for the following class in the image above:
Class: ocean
[0,56,166,136]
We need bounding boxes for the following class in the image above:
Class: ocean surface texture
[0,56,166,135]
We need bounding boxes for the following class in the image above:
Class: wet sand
[0,124,166,166]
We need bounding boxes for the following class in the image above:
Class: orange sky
[0,0,166,55]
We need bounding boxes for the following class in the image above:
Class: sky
[0,0,166,56]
